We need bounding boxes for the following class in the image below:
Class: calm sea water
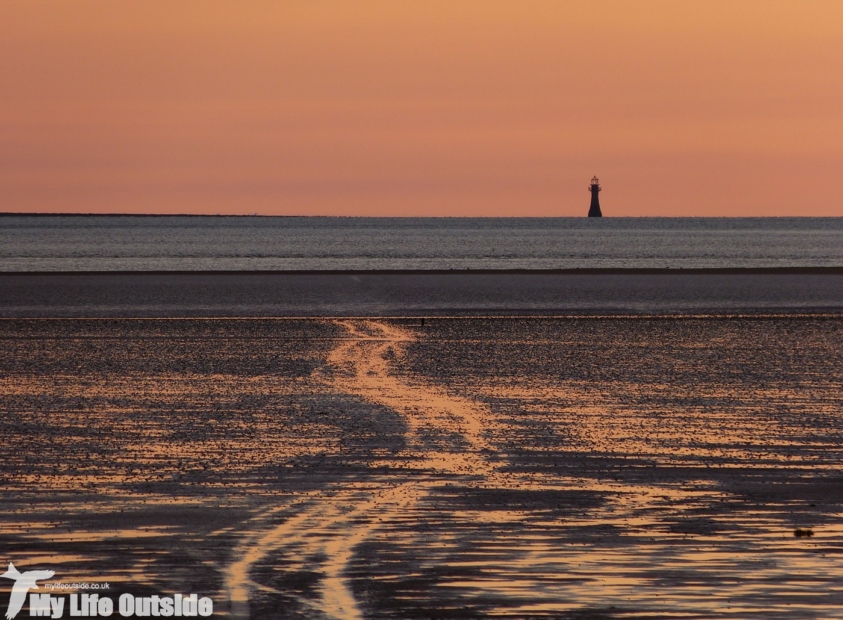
[2,216,842,271]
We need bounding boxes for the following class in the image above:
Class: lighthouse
[588,176,602,217]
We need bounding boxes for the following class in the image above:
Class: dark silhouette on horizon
[588,176,603,217]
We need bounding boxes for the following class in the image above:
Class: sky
[1,1,842,216]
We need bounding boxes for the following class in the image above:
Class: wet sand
[2,315,843,619]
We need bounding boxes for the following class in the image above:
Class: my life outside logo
[1,563,213,618]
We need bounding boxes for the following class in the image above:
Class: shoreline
[3,266,843,275]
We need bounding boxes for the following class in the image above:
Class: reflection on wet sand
[222,318,843,618]
[2,317,843,618]
[224,320,499,619]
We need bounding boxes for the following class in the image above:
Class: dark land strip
[2,271,843,318]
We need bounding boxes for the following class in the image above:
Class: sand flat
[2,315,843,618]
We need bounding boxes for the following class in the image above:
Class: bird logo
[1,563,55,619]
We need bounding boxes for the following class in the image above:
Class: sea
[1,215,842,271]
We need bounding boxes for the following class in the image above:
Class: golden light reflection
[2,317,842,617]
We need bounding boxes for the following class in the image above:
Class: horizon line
[4,267,843,276]
[1,213,841,219]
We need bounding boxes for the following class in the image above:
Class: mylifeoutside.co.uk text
[28,592,213,617]
[45,584,110,591]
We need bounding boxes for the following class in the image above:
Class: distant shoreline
[0,212,294,218]
[2,213,842,220]
[3,267,843,276]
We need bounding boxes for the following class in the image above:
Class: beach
[2,272,843,618]
[5,0,843,614]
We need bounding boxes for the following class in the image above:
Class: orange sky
[1,1,841,216]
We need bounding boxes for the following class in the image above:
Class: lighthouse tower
[588,176,602,217]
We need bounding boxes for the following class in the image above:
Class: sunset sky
[2,1,841,216]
